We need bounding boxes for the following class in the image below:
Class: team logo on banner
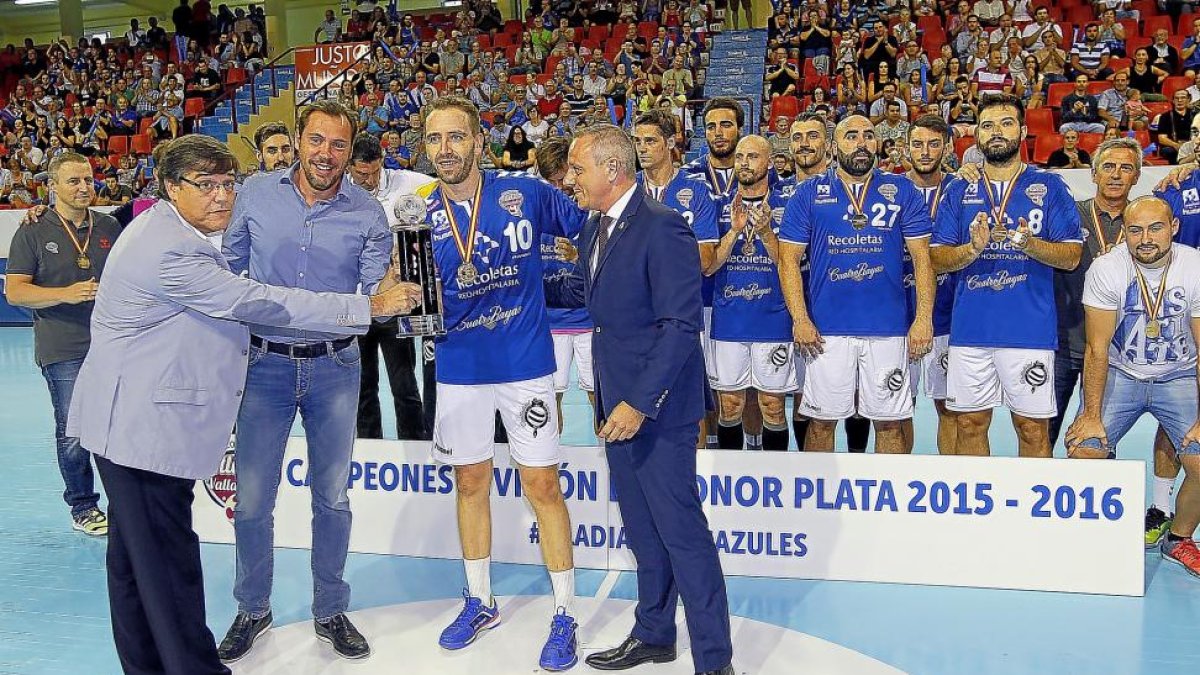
[1022,361,1048,392]
[203,436,238,523]
[1025,183,1047,207]
[883,368,905,394]
[878,184,898,203]
[499,190,525,217]
[677,188,693,209]
[769,345,790,371]
[523,398,550,437]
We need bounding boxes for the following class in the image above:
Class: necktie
[594,214,614,276]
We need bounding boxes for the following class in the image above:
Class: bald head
[1123,196,1178,266]
[734,135,772,189]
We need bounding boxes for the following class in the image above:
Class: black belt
[250,335,355,359]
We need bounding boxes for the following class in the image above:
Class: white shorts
[945,346,1057,418]
[552,332,594,392]
[702,307,716,381]
[908,361,922,400]
[708,340,801,394]
[798,335,914,421]
[921,334,951,400]
[431,375,561,467]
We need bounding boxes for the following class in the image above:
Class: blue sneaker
[538,608,579,671]
[438,590,500,650]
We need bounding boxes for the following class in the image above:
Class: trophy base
[396,314,445,337]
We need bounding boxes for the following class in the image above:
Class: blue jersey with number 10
[904,175,957,336]
[779,168,932,337]
[679,158,734,306]
[419,170,588,385]
[932,167,1082,350]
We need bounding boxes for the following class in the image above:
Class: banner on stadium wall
[193,439,1145,597]
[294,41,373,104]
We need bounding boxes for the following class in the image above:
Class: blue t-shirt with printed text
[542,232,592,330]
[420,170,588,384]
[1154,172,1200,248]
[681,156,741,307]
[710,183,795,342]
[904,174,957,336]
[932,167,1083,350]
[778,168,932,337]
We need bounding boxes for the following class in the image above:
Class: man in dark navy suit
[549,124,734,675]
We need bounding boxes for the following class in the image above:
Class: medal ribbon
[838,171,874,220]
[1090,201,1125,252]
[982,164,1025,230]
[1133,252,1172,333]
[51,208,94,263]
[708,162,733,197]
[439,178,483,268]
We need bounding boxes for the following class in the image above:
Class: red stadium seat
[131,134,153,156]
[1142,15,1174,38]
[1086,81,1112,96]
[1126,35,1151,54]
[917,16,942,34]
[587,25,610,42]
[509,73,528,86]
[1163,75,1191,99]
[954,136,976,162]
[1145,101,1172,119]
[475,33,492,51]
[138,117,154,135]
[1134,129,1152,149]
[184,97,206,118]
[503,19,523,34]
[1064,8,1093,25]
[1076,132,1103,155]
[638,21,658,39]
[1119,19,1139,40]
[769,95,800,120]
[1026,107,1057,137]
[107,136,129,156]
[1033,133,1063,165]
[493,32,515,48]
[1108,57,1131,73]
[1046,82,1074,108]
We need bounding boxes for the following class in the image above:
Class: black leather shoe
[584,636,676,670]
[217,611,272,663]
[697,666,735,675]
[314,613,371,659]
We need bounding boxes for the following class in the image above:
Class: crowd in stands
[0,0,269,207]
[762,0,1200,172]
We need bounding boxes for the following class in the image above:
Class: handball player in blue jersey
[535,136,597,431]
[682,98,769,449]
[931,94,1083,457]
[904,115,960,454]
[416,96,587,671]
[707,135,798,451]
[778,114,936,453]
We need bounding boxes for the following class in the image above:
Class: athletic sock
[465,556,493,605]
[745,433,763,450]
[792,418,810,451]
[1153,476,1176,513]
[716,421,744,450]
[846,416,870,453]
[549,568,575,614]
[762,424,790,451]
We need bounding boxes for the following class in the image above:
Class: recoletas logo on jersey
[523,398,549,437]
[677,188,693,209]
[499,189,525,217]
[1022,361,1047,393]
[1025,183,1047,207]
[203,437,238,523]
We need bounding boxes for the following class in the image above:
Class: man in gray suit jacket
[66,136,421,674]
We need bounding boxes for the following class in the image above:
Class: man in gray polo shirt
[4,152,123,535]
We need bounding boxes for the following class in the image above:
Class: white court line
[594,570,621,600]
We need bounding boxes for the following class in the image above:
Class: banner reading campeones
[294,41,372,103]
[194,440,1145,597]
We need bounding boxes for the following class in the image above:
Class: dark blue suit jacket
[545,188,709,431]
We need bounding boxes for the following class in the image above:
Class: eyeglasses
[179,176,237,195]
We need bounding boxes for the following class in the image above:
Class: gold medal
[76,254,91,270]
[839,172,874,232]
[982,166,1025,245]
[1133,251,1172,341]
[51,208,95,273]
[439,178,484,287]
[1146,321,1161,339]
[741,235,756,256]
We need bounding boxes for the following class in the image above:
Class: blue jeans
[232,339,362,620]
[1098,368,1200,456]
[41,357,100,517]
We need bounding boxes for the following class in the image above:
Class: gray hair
[157,136,238,201]
[1091,137,1143,175]
[573,123,637,179]
[46,151,90,182]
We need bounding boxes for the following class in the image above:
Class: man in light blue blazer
[66,136,420,675]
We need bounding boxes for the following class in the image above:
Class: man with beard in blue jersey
[415,96,587,671]
[707,135,797,451]
[536,135,597,431]
[683,97,769,449]
[633,109,720,444]
[778,114,936,453]
[931,94,1083,457]
[904,115,959,454]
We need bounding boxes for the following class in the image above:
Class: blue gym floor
[0,326,1196,675]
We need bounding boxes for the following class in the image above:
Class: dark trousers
[357,319,427,440]
[606,420,733,673]
[1049,350,1084,448]
[421,339,437,438]
[94,456,229,675]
